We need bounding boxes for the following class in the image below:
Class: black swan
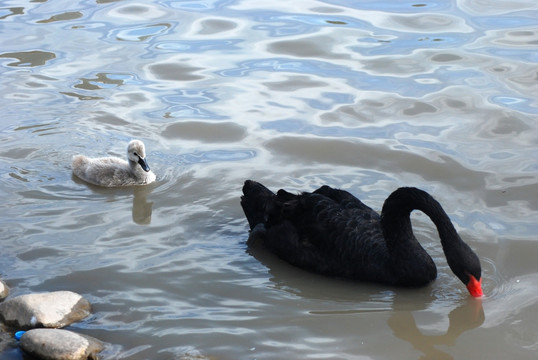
[240,180,483,297]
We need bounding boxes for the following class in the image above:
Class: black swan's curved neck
[381,187,458,249]
[380,187,482,296]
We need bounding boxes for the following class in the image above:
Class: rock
[20,328,103,360]
[0,291,91,329]
[0,279,8,300]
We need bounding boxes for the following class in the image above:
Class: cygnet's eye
[133,152,138,157]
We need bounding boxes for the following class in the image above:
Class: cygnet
[72,140,156,187]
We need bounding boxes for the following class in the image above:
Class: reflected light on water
[0,0,537,359]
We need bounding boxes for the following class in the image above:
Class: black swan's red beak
[467,275,483,297]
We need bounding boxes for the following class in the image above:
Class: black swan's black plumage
[240,180,483,297]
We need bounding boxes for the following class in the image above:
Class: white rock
[20,328,103,360]
[0,291,91,329]
[0,279,8,300]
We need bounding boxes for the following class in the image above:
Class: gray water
[1,1,537,359]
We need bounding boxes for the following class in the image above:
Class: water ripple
[110,23,172,42]
[154,39,243,53]
[0,50,56,67]
[0,1,537,359]
[261,118,446,139]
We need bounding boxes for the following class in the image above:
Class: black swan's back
[240,180,483,297]
[241,181,435,285]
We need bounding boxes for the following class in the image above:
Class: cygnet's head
[127,140,151,172]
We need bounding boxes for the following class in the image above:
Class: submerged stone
[0,330,15,354]
[0,291,91,329]
[20,328,103,360]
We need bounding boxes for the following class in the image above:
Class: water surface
[0,1,537,359]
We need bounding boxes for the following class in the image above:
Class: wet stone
[20,328,103,360]
[0,279,8,300]
[0,291,91,329]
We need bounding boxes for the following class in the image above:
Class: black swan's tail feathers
[241,180,276,229]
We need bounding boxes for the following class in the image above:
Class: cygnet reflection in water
[132,186,153,225]
[72,140,156,187]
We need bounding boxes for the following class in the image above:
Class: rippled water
[1,1,537,359]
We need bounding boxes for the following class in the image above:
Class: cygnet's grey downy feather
[72,140,156,187]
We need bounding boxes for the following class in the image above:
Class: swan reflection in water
[247,239,485,360]
[71,175,154,225]
[388,297,484,360]
[132,185,153,225]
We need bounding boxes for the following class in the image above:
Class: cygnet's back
[72,140,156,187]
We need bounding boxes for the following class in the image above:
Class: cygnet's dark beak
[137,157,151,172]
